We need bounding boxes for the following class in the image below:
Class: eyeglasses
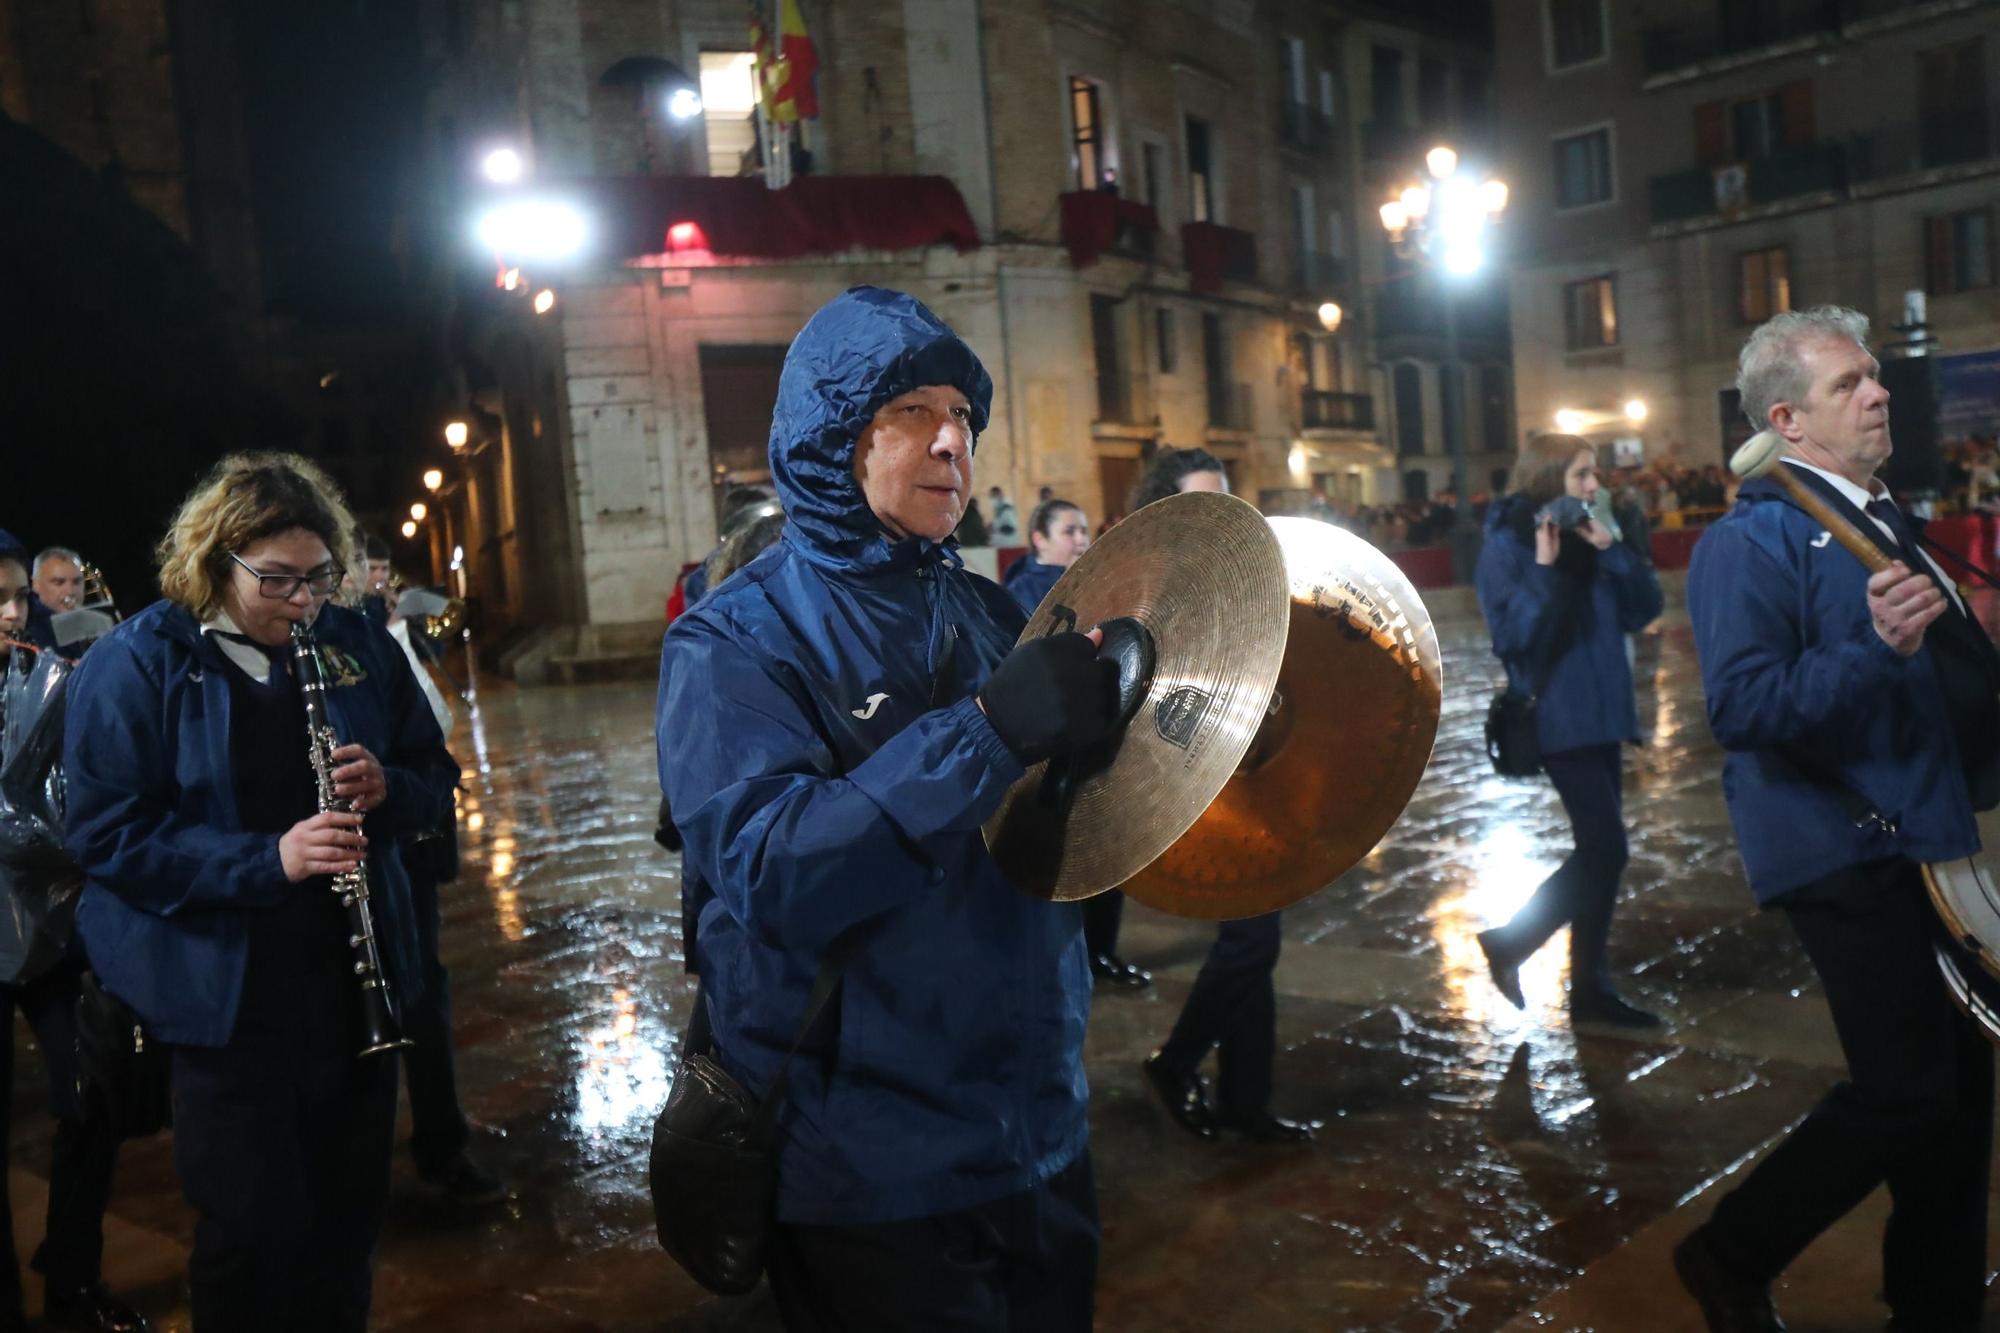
[228,552,344,600]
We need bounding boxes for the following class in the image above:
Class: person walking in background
[1473,433,1665,1029]
[1134,449,1312,1142]
[1002,497,1091,616]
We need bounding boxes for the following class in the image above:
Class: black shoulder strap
[749,926,866,1139]
[1921,532,2000,594]
[1526,569,1586,699]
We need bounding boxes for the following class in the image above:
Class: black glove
[979,632,1120,766]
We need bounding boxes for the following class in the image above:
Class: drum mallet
[1728,430,1893,575]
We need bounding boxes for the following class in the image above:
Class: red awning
[582,175,982,262]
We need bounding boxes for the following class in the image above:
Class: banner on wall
[1938,348,2000,439]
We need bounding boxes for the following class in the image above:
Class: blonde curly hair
[157,453,359,618]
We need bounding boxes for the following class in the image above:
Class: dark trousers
[400,870,470,1173]
[171,910,398,1333]
[1155,913,1282,1117]
[1485,743,1628,991]
[1704,861,1992,1326]
[767,1151,1098,1333]
[0,964,120,1316]
[1082,892,1124,960]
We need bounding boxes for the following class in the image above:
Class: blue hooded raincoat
[61,600,457,1046]
[656,287,1091,1227]
[1474,495,1664,755]
[1688,472,1979,903]
[1001,553,1063,616]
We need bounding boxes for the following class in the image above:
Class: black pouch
[1485,691,1542,778]
[649,930,859,1296]
[75,971,172,1140]
[401,820,461,884]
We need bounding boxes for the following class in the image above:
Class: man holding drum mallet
[1680,306,2000,1332]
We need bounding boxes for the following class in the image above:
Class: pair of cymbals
[980,495,1442,920]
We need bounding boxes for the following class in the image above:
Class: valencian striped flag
[750,0,819,124]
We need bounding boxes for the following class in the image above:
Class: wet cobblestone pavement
[10,578,2000,1330]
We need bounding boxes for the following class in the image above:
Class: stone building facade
[1494,0,2000,467]
[421,0,1499,676]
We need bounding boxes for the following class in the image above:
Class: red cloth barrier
[584,175,982,263]
[1390,545,1455,590]
[1925,514,1996,579]
[1650,528,1704,571]
[1059,192,1160,268]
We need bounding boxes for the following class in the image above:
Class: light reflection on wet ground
[6,581,1959,1329]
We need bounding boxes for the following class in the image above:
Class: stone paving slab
[5,582,1997,1330]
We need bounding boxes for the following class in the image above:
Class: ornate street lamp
[1378,144,1508,579]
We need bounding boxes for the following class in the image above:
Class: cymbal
[1122,517,1443,920]
[981,491,1291,902]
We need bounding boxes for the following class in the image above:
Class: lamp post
[1378,144,1508,581]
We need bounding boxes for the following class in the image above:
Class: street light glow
[533,288,557,315]
[1317,302,1343,333]
[1379,199,1410,234]
[444,420,469,449]
[1399,185,1431,221]
[667,87,704,120]
[410,502,428,521]
[423,468,444,491]
[1442,244,1484,276]
[1555,409,1587,434]
[1425,145,1459,179]
[475,198,588,262]
[482,147,524,184]
[1625,399,1649,424]
[1480,179,1510,214]
[401,520,419,539]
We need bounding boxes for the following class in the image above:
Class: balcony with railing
[1641,0,1840,80]
[1851,104,2000,184]
[1372,282,1511,344]
[1302,390,1375,433]
[1181,222,1258,293]
[1648,141,1849,227]
[1278,98,1333,153]
[1059,191,1160,268]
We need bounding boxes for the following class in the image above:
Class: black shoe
[43,1282,148,1333]
[1143,1054,1219,1140]
[1572,988,1662,1029]
[1476,929,1526,1009]
[1673,1228,1785,1332]
[418,1150,509,1206]
[1090,953,1152,991]
[1220,1109,1318,1143]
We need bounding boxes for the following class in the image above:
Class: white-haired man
[1682,306,2000,1332]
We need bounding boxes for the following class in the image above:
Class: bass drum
[1925,806,2000,1042]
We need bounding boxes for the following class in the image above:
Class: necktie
[1865,498,1962,616]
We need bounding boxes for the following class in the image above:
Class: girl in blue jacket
[62,455,457,1331]
[1002,497,1091,616]
[1473,434,1664,1027]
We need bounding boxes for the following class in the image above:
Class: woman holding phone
[1473,434,1664,1028]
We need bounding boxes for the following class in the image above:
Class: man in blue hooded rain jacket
[658,287,1120,1330]
[1678,306,2000,1333]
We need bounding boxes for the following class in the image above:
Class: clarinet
[290,620,414,1058]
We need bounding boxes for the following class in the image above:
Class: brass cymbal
[982,491,1291,902]
[1122,517,1443,920]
